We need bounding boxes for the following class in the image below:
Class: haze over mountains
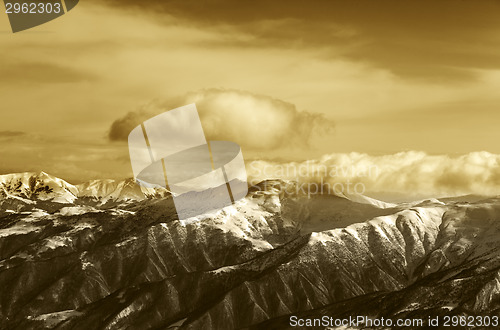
[1,172,500,329]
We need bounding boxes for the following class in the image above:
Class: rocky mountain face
[0,173,500,329]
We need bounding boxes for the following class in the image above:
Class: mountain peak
[0,171,78,202]
[0,172,170,204]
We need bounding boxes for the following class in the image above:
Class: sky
[1,0,500,197]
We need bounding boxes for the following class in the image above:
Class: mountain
[0,172,169,202]
[0,175,499,329]
[76,178,169,202]
[0,172,78,203]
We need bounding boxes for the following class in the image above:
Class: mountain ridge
[1,172,500,329]
[0,172,169,204]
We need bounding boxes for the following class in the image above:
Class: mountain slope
[0,176,499,329]
[0,172,78,203]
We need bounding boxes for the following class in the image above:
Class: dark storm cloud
[98,0,500,81]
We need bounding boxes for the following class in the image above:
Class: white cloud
[247,151,500,198]
[109,88,335,151]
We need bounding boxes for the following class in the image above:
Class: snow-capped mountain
[0,171,78,203]
[0,174,499,329]
[76,177,169,202]
[0,172,169,204]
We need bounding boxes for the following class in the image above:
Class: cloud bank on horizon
[2,122,500,199]
[247,151,500,199]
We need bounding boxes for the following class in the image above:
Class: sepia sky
[1,0,500,189]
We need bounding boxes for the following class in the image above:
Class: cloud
[108,88,335,150]
[0,61,95,85]
[0,131,26,138]
[247,151,500,199]
[97,0,500,81]
[108,111,148,142]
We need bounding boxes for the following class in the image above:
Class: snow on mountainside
[0,172,169,204]
[0,172,78,203]
[1,175,500,329]
[76,178,169,202]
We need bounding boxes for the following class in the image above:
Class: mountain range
[0,172,500,329]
